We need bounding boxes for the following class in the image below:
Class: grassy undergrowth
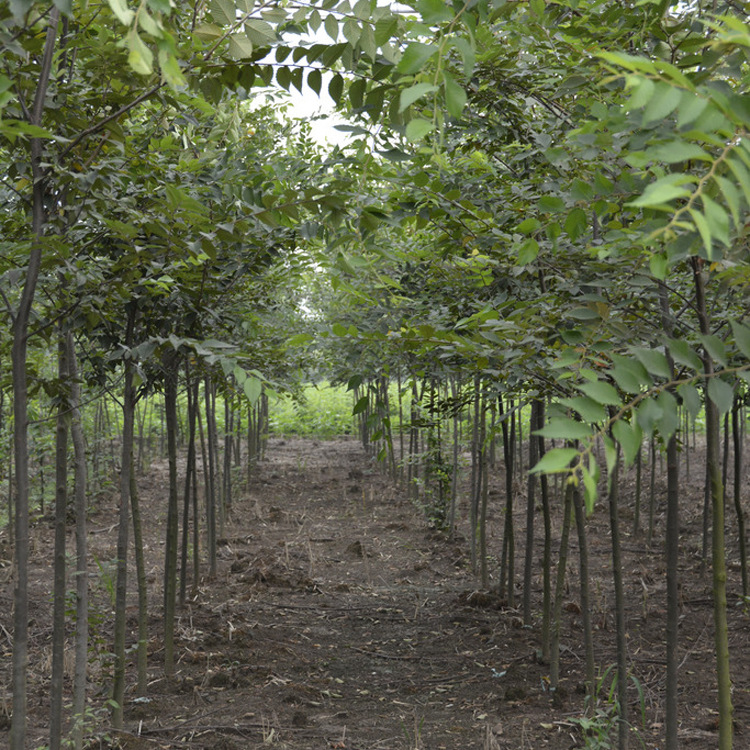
[269,382,357,437]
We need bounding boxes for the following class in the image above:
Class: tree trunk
[130,459,148,696]
[732,396,748,598]
[523,400,540,626]
[10,12,59,748]
[537,403,552,663]
[112,306,136,728]
[550,482,573,691]
[608,449,629,749]
[181,365,198,606]
[659,280,680,750]
[67,332,88,750]
[572,482,595,707]
[499,396,516,605]
[163,355,180,678]
[693,257,733,749]
[50,334,69,750]
[204,377,218,577]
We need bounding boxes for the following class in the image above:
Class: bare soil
[2,436,750,749]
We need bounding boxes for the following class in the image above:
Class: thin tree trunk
[523,400,540,626]
[470,375,481,571]
[693,257,733,749]
[68,333,88,750]
[659,280,680,750]
[50,335,69,750]
[499,396,516,605]
[648,436,657,546]
[572,482,595,707]
[537,402,552,663]
[181,365,198,606]
[550,482,573,691]
[112,306,136,728]
[732,396,748,598]
[10,12,59,748]
[608,448,629,749]
[129,458,148,696]
[204,378,217,577]
[633,447,642,536]
[163,355,180,679]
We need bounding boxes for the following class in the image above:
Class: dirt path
[126,437,580,749]
[3,435,744,748]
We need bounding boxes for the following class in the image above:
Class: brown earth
[2,435,750,748]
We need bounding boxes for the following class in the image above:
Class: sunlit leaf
[576,380,621,406]
[708,377,734,414]
[530,447,579,474]
[612,419,642,467]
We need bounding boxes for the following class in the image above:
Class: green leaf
[635,397,663,436]
[228,33,254,59]
[642,82,682,125]
[678,383,701,418]
[603,435,618,479]
[633,347,672,379]
[612,419,642,467]
[576,380,621,406]
[286,333,313,346]
[676,91,709,128]
[324,11,339,39]
[307,68,322,95]
[405,118,434,142]
[649,253,668,280]
[158,49,187,88]
[397,42,438,75]
[244,376,262,405]
[352,395,369,415]
[581,463,598,516]
[666,338,701,371]
[127,29,154,75]
[628,174,695,208]
[353,0,371,21]
[450,35,475,76]
[731,319,750,359]
[210,0,235,25]
[708,377,734,414]
[399,83,438,112]
[610,354,651,394]
[656,390,679,442]
[417,0,452,22]
[530,447,579,474]
[194,23,224,40]
[726,156,750,210]
[536,418,593,441]
[517,218,541,234]
[244,19,276,44]
[539,195,565,213]
[564,207,587,241]
[443,72,467,119]
[516,238,539,265]
[107,0,134,25]
[328,73,344,104]
[559,396,607,423]
[645,141,710,164]
[714,175,741,229]
[700,334,728,367]
[701,194,730,247]
[624,76,655,112]
[689,208,713,259]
